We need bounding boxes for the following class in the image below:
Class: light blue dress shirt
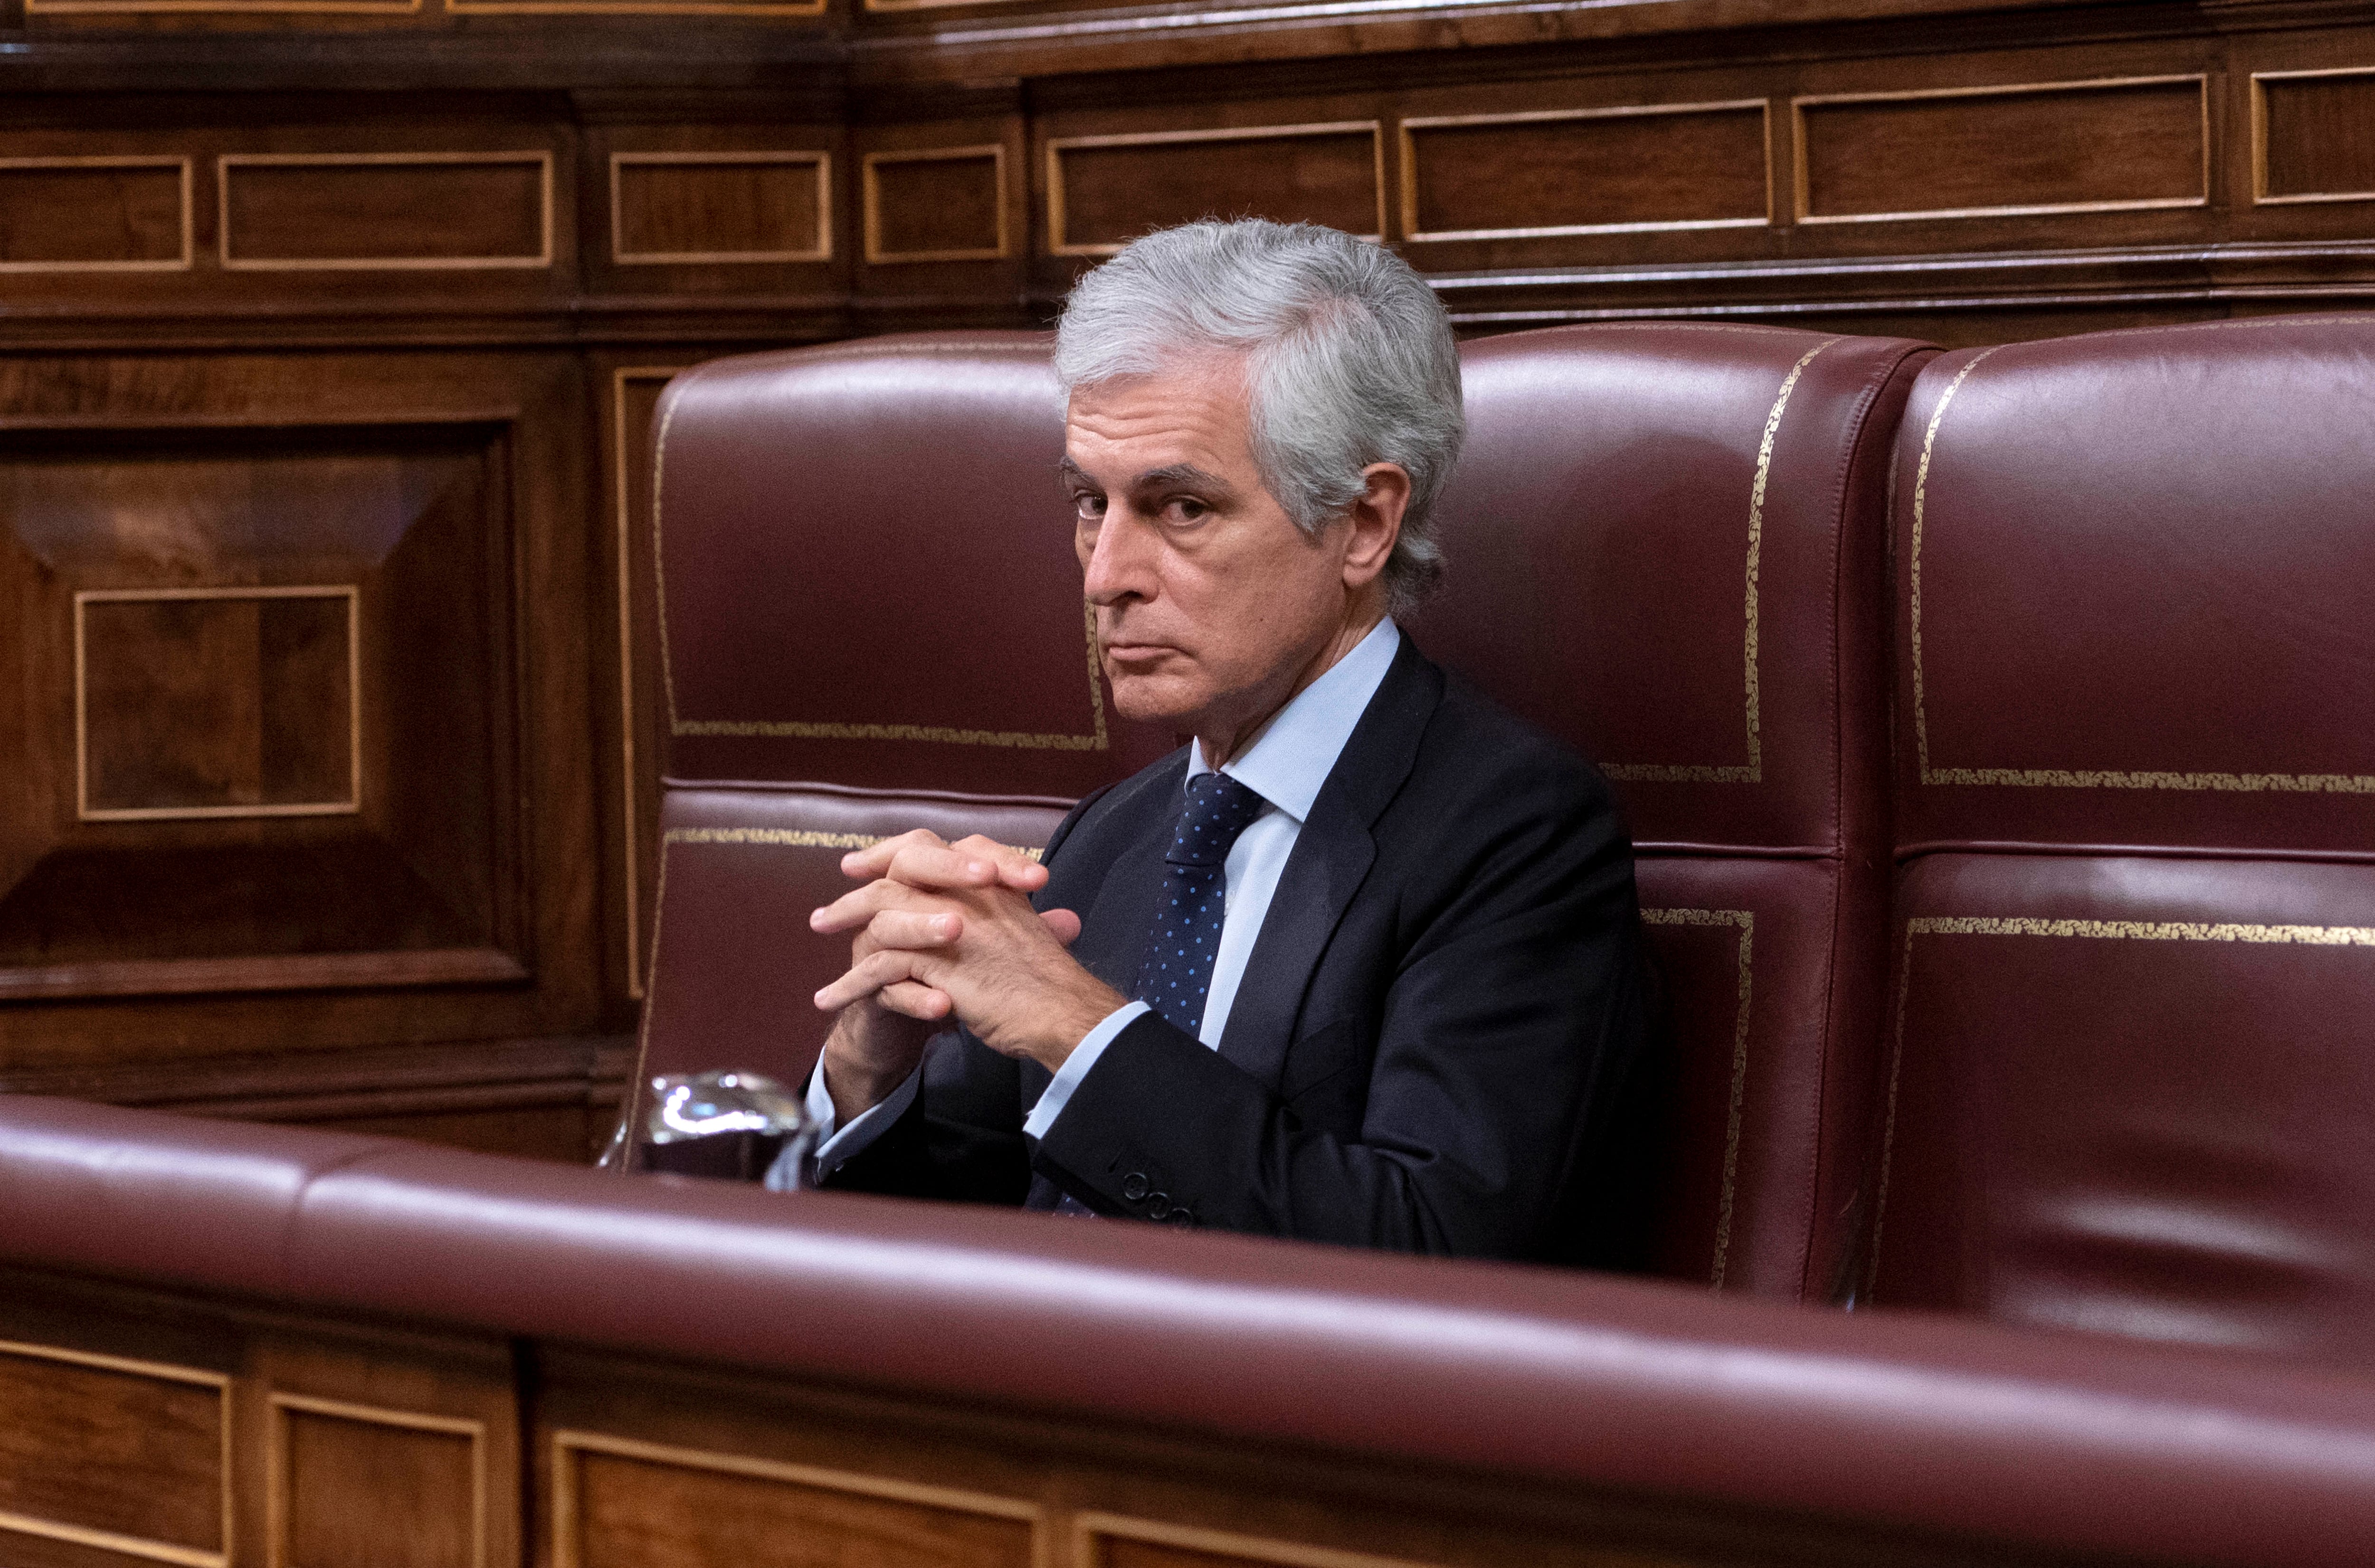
[788,617,1400,1182]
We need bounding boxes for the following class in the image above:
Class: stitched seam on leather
[280,1146,390,1302]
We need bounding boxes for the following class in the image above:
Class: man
[791,218,1656,1266]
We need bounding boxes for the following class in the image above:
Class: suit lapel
[1215,637,1444,1092]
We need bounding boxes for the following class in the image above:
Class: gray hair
[1053,219,1464,613]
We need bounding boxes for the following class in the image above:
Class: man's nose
[1082,514,1155,604]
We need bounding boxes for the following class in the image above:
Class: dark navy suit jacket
[826,634,1661,1267]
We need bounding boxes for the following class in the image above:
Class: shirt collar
[1185,618,1401,825]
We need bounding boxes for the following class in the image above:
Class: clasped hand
[810,831,1124,1122]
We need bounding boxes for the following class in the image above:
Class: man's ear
[1341,463,1411,589]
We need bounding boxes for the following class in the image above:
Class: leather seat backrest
[1415,324,1932,1300]
[632,333,1168,1138]
[1868,316,2375,1366]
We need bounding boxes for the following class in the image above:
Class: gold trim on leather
[1642,908,1754,1289]
[1603,337,1834,785]
[217,152,554,271]
[1867,913,2375,1291]
[1045,122,1386,258]
[0,1339,232,1568]
[609,153,831,264]
[74,586,362,822]
[1397,101,1772,244]
[2250,67,2375,206]
[551,1429,1039,1568]
[267,1394,486,1568]
[1791,75,2209,225]
[1909,340,2375,793]
[862,145,1011,264]
[1074,1511,1437,1568]
[662,826,1042,858]
[613,365,692,1001]
[0,158,194,272]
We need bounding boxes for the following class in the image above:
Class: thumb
[1038,907,1083,946]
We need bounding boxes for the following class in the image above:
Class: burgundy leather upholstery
[1417,324,1933,1300]
[1869,317,2375,1366]
[9,1092,2375,1568]
[635,334,1169,1133]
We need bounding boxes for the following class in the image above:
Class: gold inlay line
[861,145,1011,264]
[1604,337,1832,784]
[0,1339,232,1568]
[662,826,1042,860]
[0,157,195,274]
[1075,1511,1435,1568]
[1908,344,2375,793]
[1867,912,2375,1292]
[1643,908,1754,1289]
[552,1429,1039,1568]
[613,366,690,1000]
[1044,122,1386,258]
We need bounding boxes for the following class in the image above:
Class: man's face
[1063,355,1354,740]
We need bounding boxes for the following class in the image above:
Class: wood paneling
[1795,76,2208,223]
[1048,123,1384,255]
[1083,1515,1438,1568]
[0,160,191,273]
[1401,103,1769,242]
[78,588,357,821]
[552,1433,1038,1568]
[0,1342,229,1568]
[219,154,553,272]
[2254,69,2375,205]
[610,153,830,264]
[608,368,685,1001]
[863,146,1008,262]
[271,1396,482,1568]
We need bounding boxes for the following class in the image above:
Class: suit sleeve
[1029,766,1653,1263]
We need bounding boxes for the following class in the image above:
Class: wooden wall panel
[0,1342,229,1567]
[0,159,190,272]
[1794,76,2208,223]
[863,145,1008,262]
[1401,103,1769,241]
[1048,123,1384,255]
[552,1433,1039,1568]
[271,1396,483,1568]
[2254,68,2375,204]
[219,153,553,271]
[610,152,830,264]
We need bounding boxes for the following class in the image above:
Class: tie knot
[1167,772,1268,866]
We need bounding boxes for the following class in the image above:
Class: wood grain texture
[1402,104,1768,241]
[274,1398,481,1568]
[1048,124,1382,255]
[2256,70,2375,204]
[863,147,1007,262]
[220,155,552,271]
[0,160,190,272]
[611,153,830,263]
[0,1344,228,1564]
[1795,76,2207,223]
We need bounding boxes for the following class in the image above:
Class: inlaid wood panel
[453,0,819,13]
[2254,68,2375,204]
[0,1341,230,1568]
[1400,103,1769,241]
[219,154,553,272]
[863,146,1008,262]
[610,153,830,264]
[270,1395,483,1568]
[1083,1515,1440,1568]
[0,160,191,273]
[552,1432,1039,1568]
[1047,123,1384,256]
[1795,76,2208,223]
[0,422,524,1001]
[77,588,357,821]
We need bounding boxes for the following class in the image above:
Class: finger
[839,828,950,882]
[864,908,963,951]
[950,833,1051,891]
[876,980,954,1020]
[809,878,953,936]
[814,947,935,1013]
[1039,907,1083,946]
[883,840,1007,893]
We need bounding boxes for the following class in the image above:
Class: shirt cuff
[1022,1000,1149,1142]
[766,1056,921,1189]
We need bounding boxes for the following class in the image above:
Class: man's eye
[1165,497,1209,523]
[1073,494,1107,520]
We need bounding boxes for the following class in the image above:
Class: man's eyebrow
[1056,457,1095,490]
[1131,463,1234,494]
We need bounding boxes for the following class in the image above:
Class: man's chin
[1106,673,1208,731]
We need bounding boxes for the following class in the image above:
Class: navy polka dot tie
[1134,771,1271,1036]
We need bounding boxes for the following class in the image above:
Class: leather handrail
[4,1093,2374,1568]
